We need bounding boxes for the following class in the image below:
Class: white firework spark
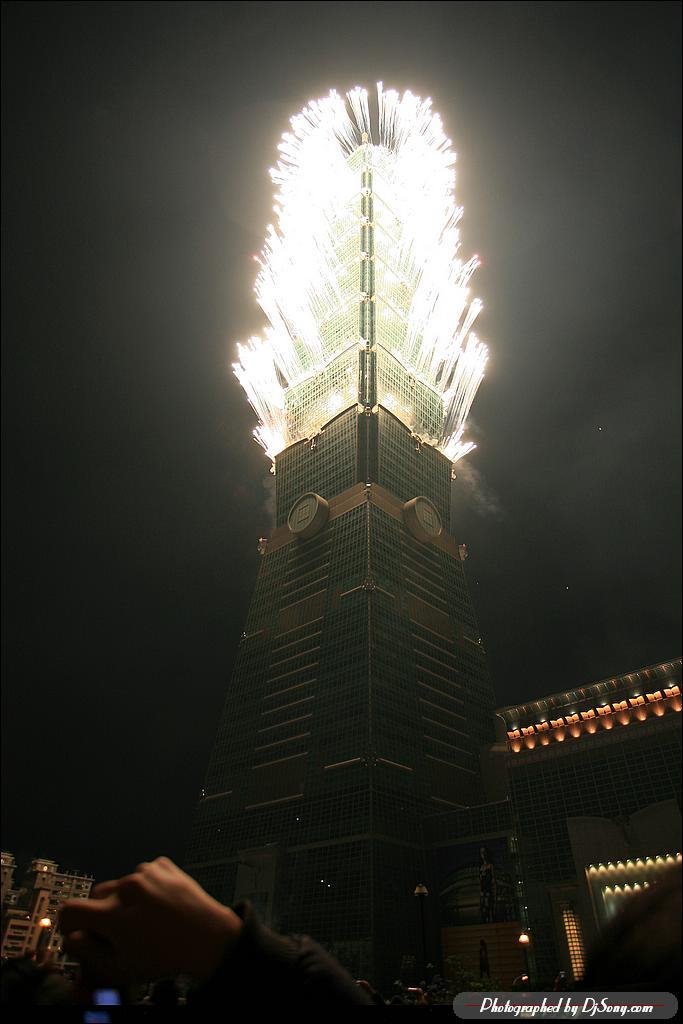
[232,84,488,463]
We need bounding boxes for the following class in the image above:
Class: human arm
[59,857,372,1007]
[59,856,242,986]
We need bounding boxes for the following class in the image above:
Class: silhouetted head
[1,957,74,1005]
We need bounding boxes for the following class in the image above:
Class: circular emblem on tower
[287,493,330,539]
[402,496,443,544]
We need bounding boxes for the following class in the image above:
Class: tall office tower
[187,86,496,985]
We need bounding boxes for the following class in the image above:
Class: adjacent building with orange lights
[492,658,682,984]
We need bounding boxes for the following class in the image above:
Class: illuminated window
[562,907,586,981]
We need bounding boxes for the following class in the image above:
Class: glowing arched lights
[588,852,681,874]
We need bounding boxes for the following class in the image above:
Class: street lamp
[36,917,53,964]
[518,929,531,981]
[414,883,429,983]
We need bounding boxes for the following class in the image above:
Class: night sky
[2,2,681,882]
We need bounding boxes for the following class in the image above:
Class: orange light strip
[507,687,681,752]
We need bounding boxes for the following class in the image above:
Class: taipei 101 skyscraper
[187,85,496,984]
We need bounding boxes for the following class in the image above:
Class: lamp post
[36,917,53,964]
[517,929,531,985]
[414,883,429,984]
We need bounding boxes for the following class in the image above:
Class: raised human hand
[59,856,242,986]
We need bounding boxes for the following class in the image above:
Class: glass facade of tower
[186,396,496,985]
